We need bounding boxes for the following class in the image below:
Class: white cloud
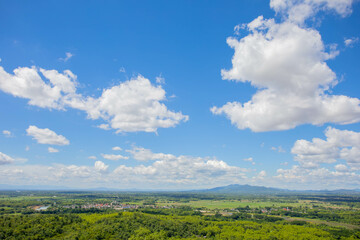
[126,146,176,161]
[155,74,165,84]
[48,147,59,153]
[256,170,267,180]
[291,127,360,169]
[112,153,248,187]
[67,75,189,133]
[0,66,77,109]
[119,67,126,73]
[344,37,359,47]
[97,124,111,130]
[59,52,73,62]
[94,161,108,172]
[0,66,188,133]
[112,146,122,151]
[101,153,129,161]
[88,156,97,160]
[271,146,286,153]
[212,6,360,132]
[334,164,348,172]
[0,149,253,189]
[275,165,360,189]
[26,125,70,145]
[243,157,253,162]
[0,152,14,165]
[0,163,107,189]
[274,127,360,189]
[2,130,12,137]
[40,68,77,94]
[270,0,353,24]
[25,146,30,151]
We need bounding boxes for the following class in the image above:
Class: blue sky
[0,0,360,190]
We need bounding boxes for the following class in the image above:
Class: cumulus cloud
[212,1,360,132]
[0,152,14,165]
[270,0,353,24]
[276,165,360,189]
[113,153,248,187]
[59,52,73,62]
[48,147,59,153]
[94,161,109,172]
[275,127,360,189]
[255,170,267,180]
[292,127,360,169]
[0,149,253,189]
[0,66,77,109]
[0,161,109,186]
[68,75,189,133]
[101,153,129,161]
[126,146,176,161]
[112,146,122,151]
[0,66,188,133]
[334,164,348,172]
[26,125,70,145]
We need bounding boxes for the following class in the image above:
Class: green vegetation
[0,191,359,239]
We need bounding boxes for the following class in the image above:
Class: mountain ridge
[196,184,360,194]
[0,183,359,194]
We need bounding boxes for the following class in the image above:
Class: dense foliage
[0,191,359,239]
[2,211,359,239]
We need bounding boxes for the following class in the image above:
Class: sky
[0,0,360,190]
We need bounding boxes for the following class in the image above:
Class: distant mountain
[197,184,287,194]
[0,183,359,194]
[195,184,360,195]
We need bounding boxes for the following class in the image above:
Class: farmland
[0,191,360,239]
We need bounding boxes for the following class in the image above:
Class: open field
[156,199,353,210]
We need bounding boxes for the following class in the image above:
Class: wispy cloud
[156,74,165,84]
[344,37,359,47]
[0,152,14,165]
[101,153,128,161]
[112,146,122,151]
[59,52,73,62]
[271,146,285,153]
[48,147,59,153]
[2,130,12,137]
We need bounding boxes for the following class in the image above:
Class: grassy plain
[156,199,350,210]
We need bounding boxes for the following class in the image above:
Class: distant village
[31,201,173,211]
[30,200,295,216]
